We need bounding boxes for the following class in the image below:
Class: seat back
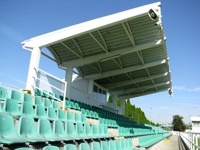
[79,143,90,150]
[35,105,46,118]
[0,114,16,138]
[11,90,21,102]
[91,142,101,150]
[18,116,37,137]
[53,120,65,137]
[101,141,110,150]
[57,109,66,120]
[0,86,8,101]
[4,98,20,116]
[47,107,57,120]
[34,96,44,106]
[24,93,32,103]
[67,111,75,121]
[44,98,51,108]
[66,121,76,136]
[64,144,77,150]
[38,119,53,137]
[21,102,34,116]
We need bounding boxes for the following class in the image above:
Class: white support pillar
[88,79,94,95]
[65,67,73,100]
[26,47,41,95]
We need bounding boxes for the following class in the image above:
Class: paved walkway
[149,135,179,150]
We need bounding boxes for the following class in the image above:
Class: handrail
[33,67,66,110]
[35,67,65,82]
[180,132,200,150]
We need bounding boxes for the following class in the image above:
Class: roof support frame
[103,72,168,89]
[89,32,109,53]
[61,40,162,67]
[84,59,166,80]
[119,88,167,99]
[122,21,157,91]
[111,81,169,95]
[60,42,83,59]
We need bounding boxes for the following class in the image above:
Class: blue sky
[0,0,200,124]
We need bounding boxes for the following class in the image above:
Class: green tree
[172,115,186,131]
[108,95,113,103]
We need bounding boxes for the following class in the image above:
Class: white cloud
[173,86,200,92]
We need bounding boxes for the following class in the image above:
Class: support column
[26,47,41,95]
[88,79,94,95]
[65,67,73,100]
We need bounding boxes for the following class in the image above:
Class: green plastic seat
[0,86,8,101]
[42,146,59,150]
[74,102,80,110]
[23,93,32,104]
[81,114,87,123]
[64,144,77,150]
[75,112,81,122]
[76,122,86,139]
[65,121,78,139]
[34,88,43,96]
[101,141,110,150]
[43,90,49,98]
[34,96,44,106]
[65,100,71,108]
[66,111,75,121]
[4,98,21,116]
[52,100,59,109]
[109,140,116,150]
[15,148,34,150]
[0,114,27,144]
[49,92,55,99]
[85,123,93,137]
[79,143,90,150]
[44,98,52,108]
[35,105,47,119]
[38,118,57,141]
[11,90,22,102]
[18,116,45,142]
[57,109,66,121]
[116,140,122,150]
[92,124,99,137]
[91,142,101,150]
[21,102,35,117]
[47,107,57,120]
[53,120,68,140]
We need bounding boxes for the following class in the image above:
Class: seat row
[14,138,136,150]
[0,99,87,122]
[0,114,110,144]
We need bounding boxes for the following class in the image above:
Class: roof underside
[22,2,172,99]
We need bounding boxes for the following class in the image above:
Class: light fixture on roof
[148,9,158,20]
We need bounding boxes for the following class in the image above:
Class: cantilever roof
[22,2,172,99]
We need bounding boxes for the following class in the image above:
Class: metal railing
[180,132,200,150]
[34,67,67,109]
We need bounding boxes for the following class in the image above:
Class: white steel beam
[22,2,161,48]
[89,33,109,53]
[61,40,162,67]
[84,59,166,80]
[60,42,83,59]
[119,88,167,99]
[103,72,168,89]
[111,81,169,95]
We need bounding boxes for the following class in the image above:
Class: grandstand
[0,2,172,150]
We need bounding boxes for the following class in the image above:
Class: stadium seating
[0,87,171,150]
